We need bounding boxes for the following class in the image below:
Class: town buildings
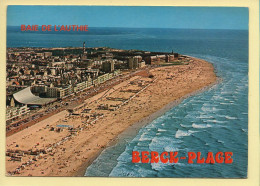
[6,43,182,123]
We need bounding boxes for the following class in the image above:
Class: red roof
[13,81,20,86]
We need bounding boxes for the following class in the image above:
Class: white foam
[225,116,237,120]
[217,140,224,144]
[180,124,190,128]
[175,129,197,138]
[205,120,227,124]
[220,102,229,105]
[151,162,170,171]
[158,128,167,132]
[164,146,179,152]
[139,133,152,141]
[192,123,212,129]
[198,115,213,119]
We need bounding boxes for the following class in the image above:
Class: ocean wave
[175,129,198,138]
[138,133,152,141]
[198,115,214,119]
[151,162,171,171]
[205,120,227,124]
[217,140,225,144]
[201,106,224,112]
[192,123,212,129]
[212,95,224,100]
[164,146,179,152]
[220,102,229,105]
[158,128,167,132]
[180,124,191,128]
[225,116,237,120]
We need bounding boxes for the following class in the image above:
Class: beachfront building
[144,54,175,65]
[113,70,121,76]
[46,83,74,99]
[12,87,56,108]
[86,78,93,87]
[6,105,30,122]
[57,85,74,98]
[166,54,175,62]
[98,73,110,84]
[92,79,99,87]
[139,61,146,68]
[102,60,115,73]
[108,73,113,79]
[47,87,59,98]
[74,81,87,93]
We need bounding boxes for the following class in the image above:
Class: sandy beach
[6,57,217,177]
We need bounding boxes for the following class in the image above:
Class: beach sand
[6,57,217,176]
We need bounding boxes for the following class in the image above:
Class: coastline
[74,57,219,177]
[6,56,218,177]
[77,67,220,177]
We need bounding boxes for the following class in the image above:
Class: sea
[7,27,248,178]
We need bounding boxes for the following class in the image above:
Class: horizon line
[6,25,248,31]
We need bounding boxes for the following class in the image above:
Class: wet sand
[6,57,217,177]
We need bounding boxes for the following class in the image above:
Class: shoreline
[75,69,220,177]
[6,56,218,177]
[74,57,220,177]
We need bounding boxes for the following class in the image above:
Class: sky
[7,6,248,30]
